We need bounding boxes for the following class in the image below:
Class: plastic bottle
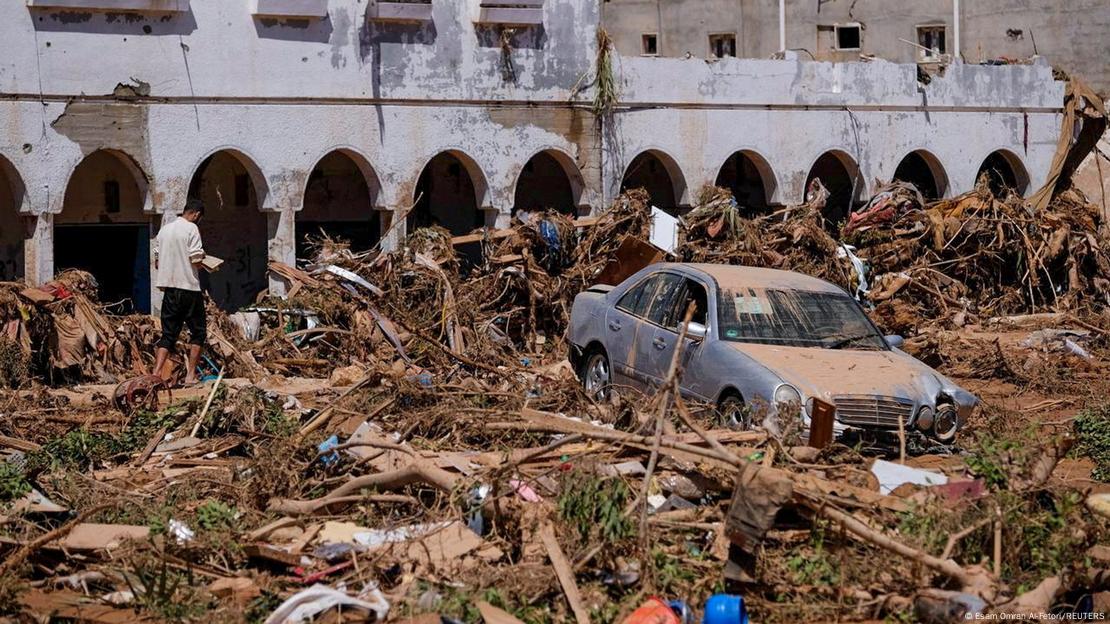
[702,594,749,624]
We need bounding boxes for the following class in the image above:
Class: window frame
[641,33,659,57]
[915,24,947,62]
[833,23,862,52]
[708,32,737,59]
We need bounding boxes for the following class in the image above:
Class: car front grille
[833,395,915,429]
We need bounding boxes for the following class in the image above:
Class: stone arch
[187,148,269,312]
[893,149,949,200]
[56,149,155,312]
[621,149,688,215]
[715,149,779,212]
[512,148,587,216]
[409,150,492,235]
[187,147,271,211]
[0,155,25,282]
[298,148,382,257]
[977,149,1030,196]
[805,150,865,227]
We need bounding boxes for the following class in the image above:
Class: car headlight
[915,406,935,432]
[774,384,802,412]
[933,403,959,442]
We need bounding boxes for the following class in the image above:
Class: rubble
[1,169,1109,622]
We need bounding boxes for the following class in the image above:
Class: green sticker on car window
[725,329,739,338]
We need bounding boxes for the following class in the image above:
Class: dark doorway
[409,152,483,235]
[977,151,1027,196]
[298,151,380,260]
[514,151,577,215]
[893,151,944,200]
[57,150,150,312]
[0,161,23,282]
[716,151,772,213]
[55,224,150,313]
[622,151,680,214]
[188,151,268,312]
[806,152,860,227]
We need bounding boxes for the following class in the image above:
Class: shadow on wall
[28,8,198,36]
[474,24,547,50]
[254,15,333,43]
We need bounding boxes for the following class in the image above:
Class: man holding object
[153,199,210,387]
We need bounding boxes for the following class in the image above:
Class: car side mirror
[884,335,905,349]
[684,322,708,341]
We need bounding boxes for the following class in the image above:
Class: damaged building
[0,0,1065,312]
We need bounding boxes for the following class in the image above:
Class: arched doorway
[56,149,152,313]
[409,152,486,235]
[805,151,863,227]
[715,150,776,213]
[298,150,381,260]
[187,150,268,312]
[513,151,582,216]
[0,157,25,282]
[893,150,948,201]
[621,150,685,215]
[977,150,1029,196]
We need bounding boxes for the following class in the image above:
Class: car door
[633,272,687,390]
[643,275,710,392]
[605,273,663,389]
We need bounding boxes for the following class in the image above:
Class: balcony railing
[476,0,543,26]
[26,0,189,11]
[367,0,433,23]
[251,0,328,18]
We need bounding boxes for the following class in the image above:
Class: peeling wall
[0,0,1067,312]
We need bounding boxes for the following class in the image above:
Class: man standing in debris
[152,199,208,387]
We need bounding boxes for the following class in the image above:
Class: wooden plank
[539,524,590,624]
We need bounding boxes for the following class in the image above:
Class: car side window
[645,273,686,326]
[616,274,659,317]
[678,279,709,327]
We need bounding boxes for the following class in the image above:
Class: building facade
[601,0,1110,95]
[0,0,1064,313]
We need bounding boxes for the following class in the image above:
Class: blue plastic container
[702,594,749,624]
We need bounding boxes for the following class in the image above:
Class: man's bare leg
[184,344,202,385]
[153,347,171,379]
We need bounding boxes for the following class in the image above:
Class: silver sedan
[568,263,977,444]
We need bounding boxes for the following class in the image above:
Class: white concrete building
[0,0,1063,313]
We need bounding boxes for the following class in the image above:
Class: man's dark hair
[183,199,205,216]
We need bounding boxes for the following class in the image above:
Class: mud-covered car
[568,263,977,444]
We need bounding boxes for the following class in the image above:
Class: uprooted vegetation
[2,155,1110,621]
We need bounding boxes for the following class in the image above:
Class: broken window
[916,25,947,61]
[709,33,736,58]
[641,33,658,56]
[834,24,861,51]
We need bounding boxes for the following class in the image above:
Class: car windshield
[716,286,887,349]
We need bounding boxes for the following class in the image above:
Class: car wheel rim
[585,354,609,400]
[723,401,751,430]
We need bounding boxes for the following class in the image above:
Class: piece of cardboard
[595,236,665,286]
[59,523,149,552]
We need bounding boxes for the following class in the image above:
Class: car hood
[722,341,942,402]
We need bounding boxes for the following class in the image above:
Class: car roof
[656,263,844,294]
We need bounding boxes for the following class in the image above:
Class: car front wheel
[581,349,611,401]
[719,393,752,430]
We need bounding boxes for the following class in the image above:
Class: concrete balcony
[26,0,189,11]
[477,0,543,26]
[367,0,433,23]
[251,0,329,18]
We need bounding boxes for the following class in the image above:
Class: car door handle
[608,320,621,331]
[653,337,667,350]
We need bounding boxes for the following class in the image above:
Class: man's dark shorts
[158,288,206,351]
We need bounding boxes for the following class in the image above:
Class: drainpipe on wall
[779,0,786,52]
[953,0,961,61]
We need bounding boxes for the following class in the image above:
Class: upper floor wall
[0,0,599,101]
[602,0,1110,96]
